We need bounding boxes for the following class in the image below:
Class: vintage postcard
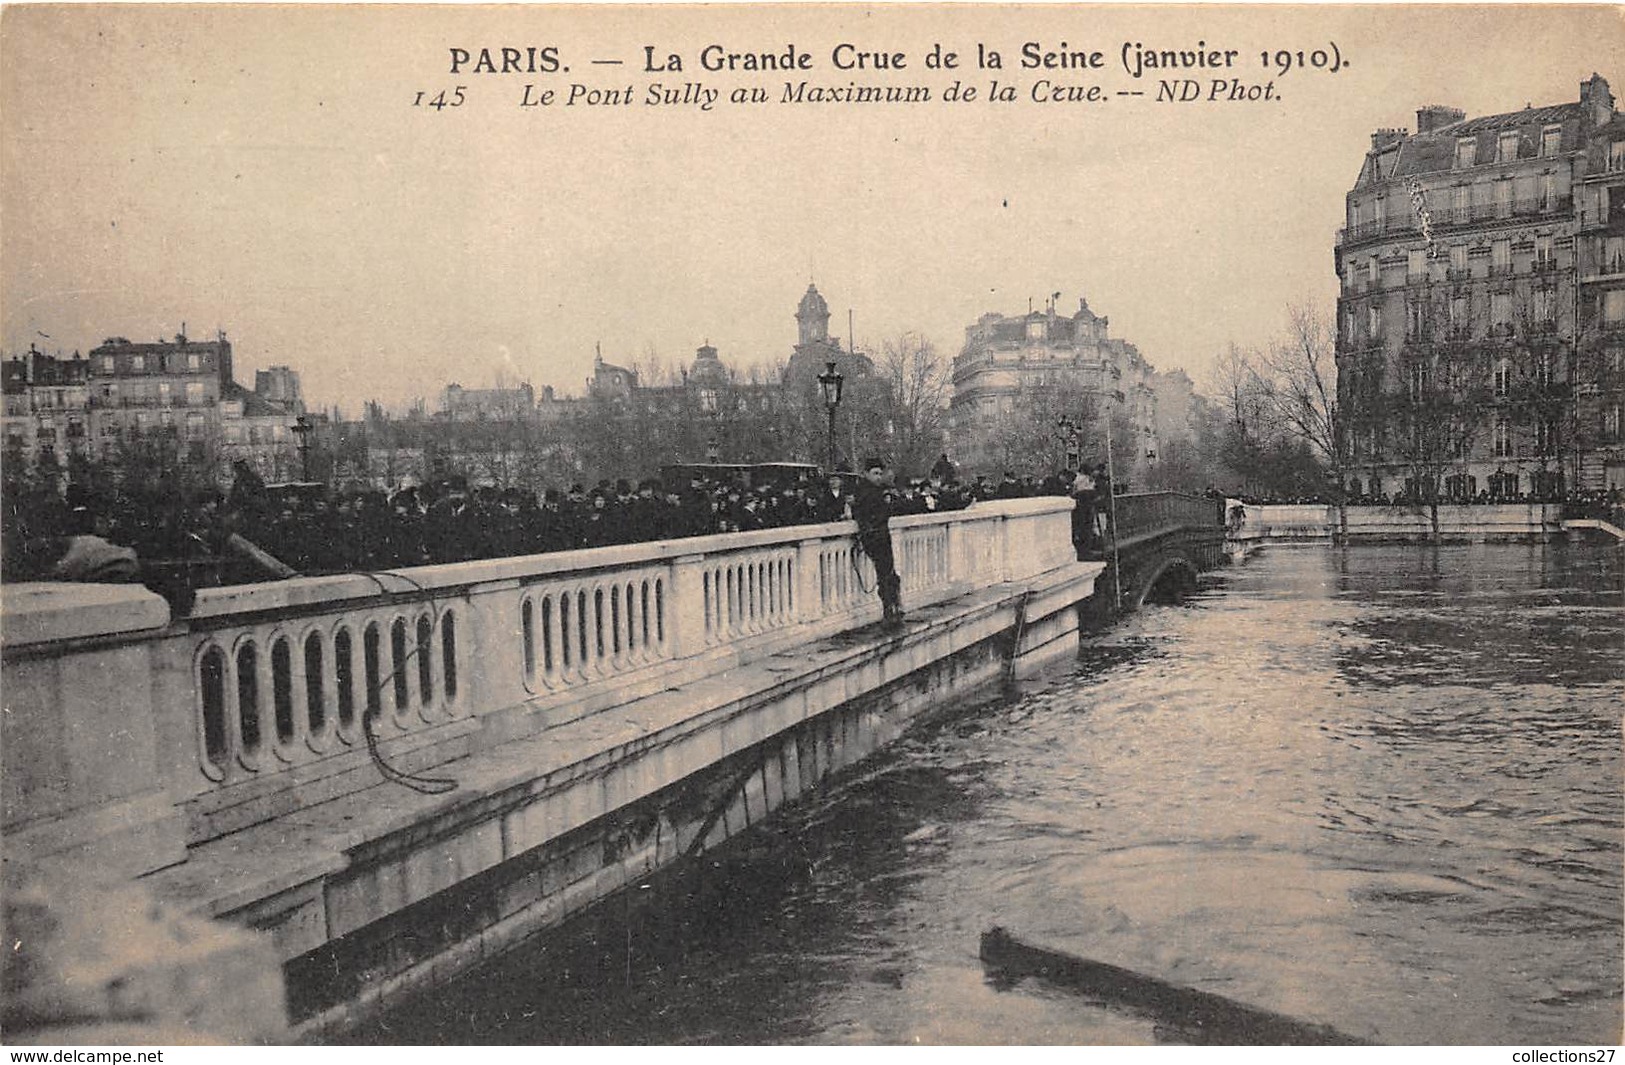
[1,2,1621,1050]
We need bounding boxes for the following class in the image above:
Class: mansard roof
[1447,102,1581,135]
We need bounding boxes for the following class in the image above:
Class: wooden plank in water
[979,926,1371,1046]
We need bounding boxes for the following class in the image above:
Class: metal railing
[1110,491,1225,546]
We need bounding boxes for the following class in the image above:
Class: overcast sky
[3,4,1620,410]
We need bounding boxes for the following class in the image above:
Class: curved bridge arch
[1095,492,1228,615]
[1132,555,1200,607]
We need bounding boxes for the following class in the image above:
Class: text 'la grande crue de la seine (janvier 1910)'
[410,38,1349,112]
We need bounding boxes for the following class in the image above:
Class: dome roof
[689,343,727,384]
[797,283,829,319]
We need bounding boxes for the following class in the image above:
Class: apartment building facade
[1335,73,1625,499]
[4,330,306,486]
[949,293,1159,483]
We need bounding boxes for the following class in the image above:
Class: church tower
[796,283,831,348]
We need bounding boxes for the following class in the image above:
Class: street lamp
[291,413,313,482]
[699,387,721,462]
[1055,415,1082,469]
[817,360,844,471]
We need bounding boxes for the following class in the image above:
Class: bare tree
[1260,303,1344,483]
[983,375,1103,478]
[1210,343,1276,495]
[879,331,949,478]
[1386,289,1494,538]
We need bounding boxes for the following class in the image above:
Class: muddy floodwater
[357,543,1623,1046]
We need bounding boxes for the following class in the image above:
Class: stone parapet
[1228,503,1565,543]
[1,499,1075,855]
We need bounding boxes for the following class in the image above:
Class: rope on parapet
[848,535,876,594]
[357,569,460,796]
[1004,587,1035,684]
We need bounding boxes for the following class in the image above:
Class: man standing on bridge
[852,457,904,628]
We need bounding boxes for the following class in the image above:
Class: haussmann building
[1335,73,1625,500]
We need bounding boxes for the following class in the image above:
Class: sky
[2,4,1622,411]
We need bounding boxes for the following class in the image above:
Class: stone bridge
[4,497,1131,1039]
[1099,492,1228,611]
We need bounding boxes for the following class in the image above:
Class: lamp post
[699,387,721,463]
[1055,414,1083,470]
[291,413,314,482]
[816,360,844,472]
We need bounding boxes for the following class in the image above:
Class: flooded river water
[358,543,1623,1045]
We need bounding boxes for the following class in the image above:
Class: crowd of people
[9,455,1616,595]
[2,458,1089,588]
[1234,485,1624,509]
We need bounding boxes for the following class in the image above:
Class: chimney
[1581,73,1614,126]
[1416,105,1465,134]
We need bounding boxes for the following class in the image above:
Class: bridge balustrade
[2,497,1078,853]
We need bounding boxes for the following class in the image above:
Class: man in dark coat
[851,457,903,627]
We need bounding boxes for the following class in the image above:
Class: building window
[1492,239,1511,272]
[1605,289,1625,325]
[1534,234,1554,268]
[1541,125,1562,158]
[1605,235,1625,275]
[99,356,114,372]
[1407,301,1428,339]
[1610,140,1625,173]
[1605,404,1622,440]
[1536,418,1557,453]
[1533,288,1556,329]
[1541,173,1558,211]
[1368,305,1383,340]
[1494,358,1511,397]
[1536,347,1554,388]
[130,355,145,372]
[1493,418,1512,458]
[188,353,201,371]
[1451,185,1470,221]
[158,382,172,405]
[1367,258,1379,284]
[1455,137,1477,169]
[1492,292,1514,330]
[1494,179,1513,218]
[1408,361,1430,400]
[1497,131,1520,164]
[1449,294,1468,332]
[1450,244,1468,273]
[1407,249,1426,281]
[185,381,206,405]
